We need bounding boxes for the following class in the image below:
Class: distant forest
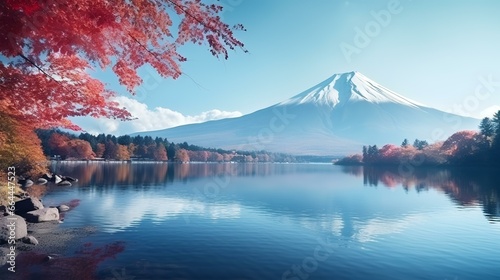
[336,113,500,167]
[37,112,500,166]
[35,130,297,163]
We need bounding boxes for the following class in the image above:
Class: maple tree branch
[128,33,174,64]
[18,52,78,93]
[129,33,206,89]
[18,53,60,84]
[165,0,217,32]
[18,53,84,105]
[164,0,246,52]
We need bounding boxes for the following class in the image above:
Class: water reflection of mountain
[52,162,430,241]
[51,162,500,227]
[341,166,500,223]
[48,162,500,249]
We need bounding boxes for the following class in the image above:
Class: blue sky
[74,0,500,135]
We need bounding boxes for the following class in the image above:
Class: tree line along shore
[336,113,500,167]
[36,129,297,164]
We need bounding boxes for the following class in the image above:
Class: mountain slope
[133,72,479,155]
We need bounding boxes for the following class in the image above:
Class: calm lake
[37,162,500,279]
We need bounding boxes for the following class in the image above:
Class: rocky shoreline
[0,173,96,278]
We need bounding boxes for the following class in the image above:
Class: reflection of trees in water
[51,163,500,222]
[51,162,304,187]
[15,241,125,279]
[52,162,169,186]
[341,166,500,222]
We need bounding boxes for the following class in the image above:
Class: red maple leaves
[0,0,245,129]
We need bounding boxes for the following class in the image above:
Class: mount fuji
[133,71,479,155]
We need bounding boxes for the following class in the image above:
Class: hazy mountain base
[133,72,478,156]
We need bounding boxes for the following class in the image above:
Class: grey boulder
[0,214,28,241]
[14,197,44,215]
[25,208,59,223]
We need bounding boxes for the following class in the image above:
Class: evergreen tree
[96,133,106,144]
[117,135,132,146]
[479,117,495,139]
[401,139,409,148]
[103,140,118,160]
[492,110,500,152]
[154,137,163,144]
[133,135,144,146]
[362,146,368,161]
[167,143,178,160]
[79,132,98,151]
[492,111,500,136]
[364,145,379,163]
[413,139,429,150]
[144,136,155,146]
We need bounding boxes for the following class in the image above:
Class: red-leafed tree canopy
[0,0,245,130]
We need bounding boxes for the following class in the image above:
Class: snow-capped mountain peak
[280,71,423,108]
[349,72,423,107]
[133,71,479,156]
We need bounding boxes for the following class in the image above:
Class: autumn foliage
[337,122,500,167]
[0,0,244,130]
[440,130,487,157]
[0,0,244,175]
[36,130,296,163]
[0,113,47,177]
[175,148,190,162]
[49,133,95,159]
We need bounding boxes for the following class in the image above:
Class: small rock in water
[23,235,39,245]
[57,205,70,212]
[57,180,72,186]
[62,176,78,182]
[36,178,48,185]
[41,173,53,181]
[54,175,62,184]
[45,254,62,261]
[23,179,34,188]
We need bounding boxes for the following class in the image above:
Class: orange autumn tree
[0,0,244,175]
[48,132,95,159]
[440,130,488,162]
[0,112,47,176]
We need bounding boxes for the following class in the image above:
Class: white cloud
[71,96,242,135]
[94,194,242,233]
[353,215,422,243]
[479,105,500,118]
